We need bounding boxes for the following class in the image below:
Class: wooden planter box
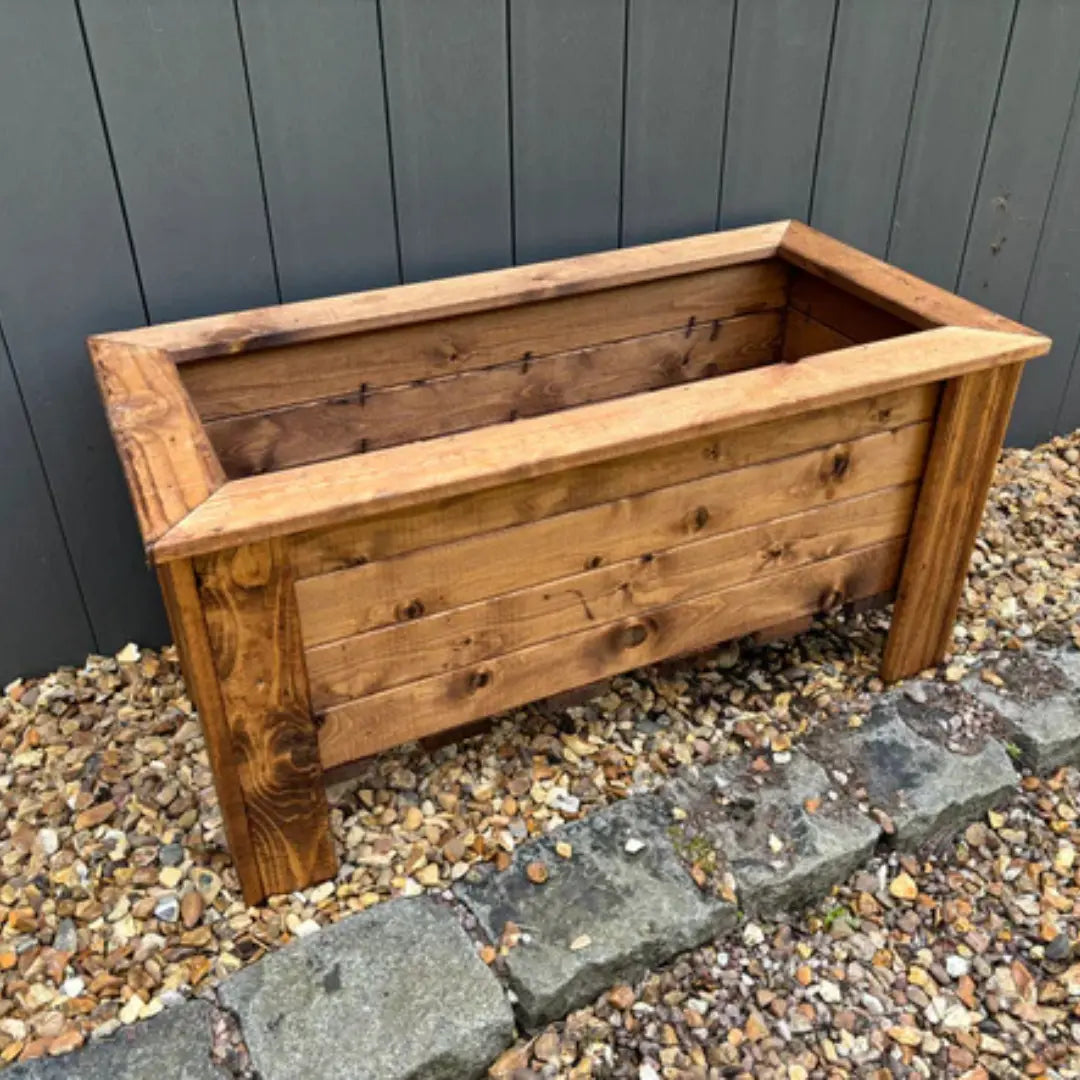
[90,221,1049,903]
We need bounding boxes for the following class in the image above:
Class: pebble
[153,895,179,923]
[0,432,1076,1069]
[946,955,971,979]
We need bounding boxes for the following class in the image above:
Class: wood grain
[317,540,905,766]
[89,339,224,544]
[782,309,853,363]
[296,421,931,645]
[306,485,917,705]
[181,262,788,422]
[882,362,1024,680]
[787,271,915,342]
[157,558,264,904]
[283,384,938,579]
[196,540,336,897]
[206,310,782,476]
[781,221,1041,334]
[98,221,789,359]
[152,326,1047,562]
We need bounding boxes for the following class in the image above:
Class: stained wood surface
[782,222,1040,336]
[306,486,917,705]
[782,311,853,364]
[89,340,225,545]
[296,422,931,646]
[152,327,1047,562]
[103,222,788,361]
[284,385,938,580]
[206,311,783,476]
[882,363,1023,681]
[787,272,916,343]
[180,262,789,421]
[197,541,336,897]
[157,559,264,904]
[318,540,904,766]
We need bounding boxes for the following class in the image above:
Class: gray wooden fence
[3,0,1080,682]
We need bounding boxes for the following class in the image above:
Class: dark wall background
[3,0,1080,682]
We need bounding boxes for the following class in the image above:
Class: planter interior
[90,221,1050,902]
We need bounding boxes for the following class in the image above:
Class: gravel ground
[0,432,1076,1068]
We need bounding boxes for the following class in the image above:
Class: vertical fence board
[720,0,836,228]
[0,336,93,682]
[1059,343,1080,436]
[236,0,399,302]
[957,0,1080,319]
[80,0,278,322]
[0,2,168,659]
[810,0,929,257]
[382,0,512,282]
[621,0,733,246]
[887,0,1014,287]
[1011,81,1080,443]
[511,0,626,263]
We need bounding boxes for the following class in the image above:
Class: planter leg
[882,362,1023,682]
[160,545,336,904]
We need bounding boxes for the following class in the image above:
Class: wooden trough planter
[90,221,1049,904]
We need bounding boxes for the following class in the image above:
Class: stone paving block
[456,794,734,1030]
[815,699,1017,849]
[218,896,513,1080]
[666,749,881,914]
[966,648,1080,772]
[4,1000,225,1080]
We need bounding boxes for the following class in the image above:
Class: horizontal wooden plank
[782,309,853,363]
[89,339,225,544]
[153,326,1045,563]
[94,221,789,360]
[788,271,916,342]
[207,310,783,476]
[316,539,905,766]
[781,221,1043,335]
[306,484,917,705]
[284,383,938,579]
[181,261,788,421]
[295,421,931,646]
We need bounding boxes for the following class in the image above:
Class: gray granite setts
[456,794,735,1030]
[218,896,513,1080]
[816,697,1017,849]
[4,1000,225,1080]
[967,647,1080,772]
[666,749,882,913]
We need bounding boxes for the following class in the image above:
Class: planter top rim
[87,221,1050,564]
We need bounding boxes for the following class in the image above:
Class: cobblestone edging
[15,646,1079,1080]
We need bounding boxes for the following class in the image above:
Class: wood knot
[691,506,710,531]
[618,622,649,649]
[467,669,492,692]
[398,599,426,621]
[585,555,604,570]
[829,450,851,480]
